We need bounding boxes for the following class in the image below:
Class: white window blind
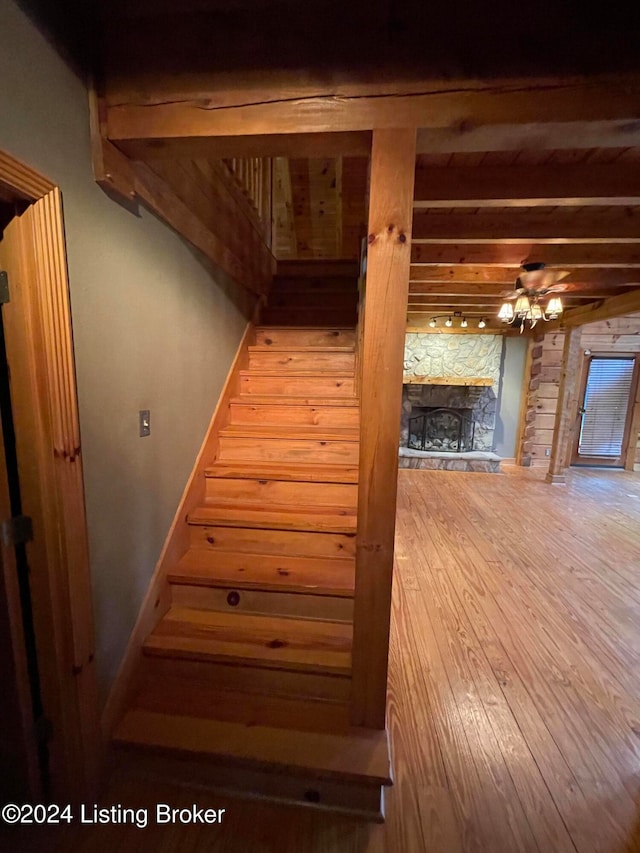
[578,357,635,457]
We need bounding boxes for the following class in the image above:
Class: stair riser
[273,278,358,294]
[133,670,351,733]
[144,632,350,676]
[209,462,359,484]
[262,310,357,326]
[114,752,384,821]
[137,656,351,703]
[269,293,357,310]
[256,328,355,347]
[171,550,355,597]
[190,525,356,559]
[240,375,355,396]
[248,351,355,371]
[205,477,357,508]
[276,261,358,278]
[229,402,360,428]
[170,583,354,622]
[217,437,359,464]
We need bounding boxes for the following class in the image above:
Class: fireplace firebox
[408,407,476,453]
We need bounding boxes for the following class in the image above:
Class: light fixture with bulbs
[497,262,565,331]
[426,312,486,330]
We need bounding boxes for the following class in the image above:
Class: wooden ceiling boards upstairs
[273,158,368,260]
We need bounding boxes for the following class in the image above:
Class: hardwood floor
[15,466,640,852]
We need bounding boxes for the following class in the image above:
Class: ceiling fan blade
[499,288,525,299]
[545,282,572,293]
[540,269,571,288]
[520,269,546,288]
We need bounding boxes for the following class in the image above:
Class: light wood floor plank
[18,466,640,852]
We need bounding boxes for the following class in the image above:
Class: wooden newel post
[546,327,583,484]
[351,128,416,728]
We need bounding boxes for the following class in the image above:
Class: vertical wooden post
[351,128,416,729]
[624,363,640,471]
[546,327,583,484]
[515,337,535,466]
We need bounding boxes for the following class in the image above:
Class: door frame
[0,149,100,799]
[571,350,640,468]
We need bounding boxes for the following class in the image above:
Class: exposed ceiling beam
[113,123,640,160]
[546,287,640,331]
[106,75,640,142]
[411,244,640,266]
[413,164,640,208]
[406,326,508,334]
[116,131,372,160]
[412,209,640,242]
[416,120,640,153]
[408,284,628,298]
[409,297,508,306]
[408,296,595,307]
[408,308,498,314]
[408,266,640,285]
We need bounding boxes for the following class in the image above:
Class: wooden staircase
[113,261,391,819]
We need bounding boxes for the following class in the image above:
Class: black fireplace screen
[408,407,475,452]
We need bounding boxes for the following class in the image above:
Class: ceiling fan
[497,262,568,330]
[499,262,571,300]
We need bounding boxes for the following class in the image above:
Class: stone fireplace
[400,333,504,472]
[408,405,476,453]
[400,382,497,452]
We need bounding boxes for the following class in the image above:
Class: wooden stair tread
[170,550,355,596]
[231,395,358,407]
[240,369,355,378]
[220,425,359,441]
[271,286,358,295]
[248,346,355,353]
[113,709,391,786]
[276,260,358,273]
[256,326,355,332]
[144,606,352,675]
[206,461,358,483]
[189,503,357,533]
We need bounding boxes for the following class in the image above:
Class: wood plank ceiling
[409,146,640,332]
[270,146,640,333]
[273,157,368,260]
[92,0,640,331]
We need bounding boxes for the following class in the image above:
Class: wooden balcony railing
[223,158,273,248]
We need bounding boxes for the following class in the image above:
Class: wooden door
[0,153,100,800]
[572,353,640,468]
[0,217,43,801]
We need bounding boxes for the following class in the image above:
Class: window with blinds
[577,357,635,457]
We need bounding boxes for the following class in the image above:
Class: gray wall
[0,1,254,702]
[495,337,528,458]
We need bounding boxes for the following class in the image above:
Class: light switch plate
[139,409,151,437]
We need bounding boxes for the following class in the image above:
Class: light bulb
[478,318,486,329]
[514,294,531,317]
[530,303,543,320]
[498,302,514,322]
[546,297,563,318]
[461,317,468,328]
[428,317,437,328]
[445,317,453,328]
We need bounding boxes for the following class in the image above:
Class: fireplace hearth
[408,407,475,452]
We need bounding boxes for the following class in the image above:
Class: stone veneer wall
[403,334,504,452]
